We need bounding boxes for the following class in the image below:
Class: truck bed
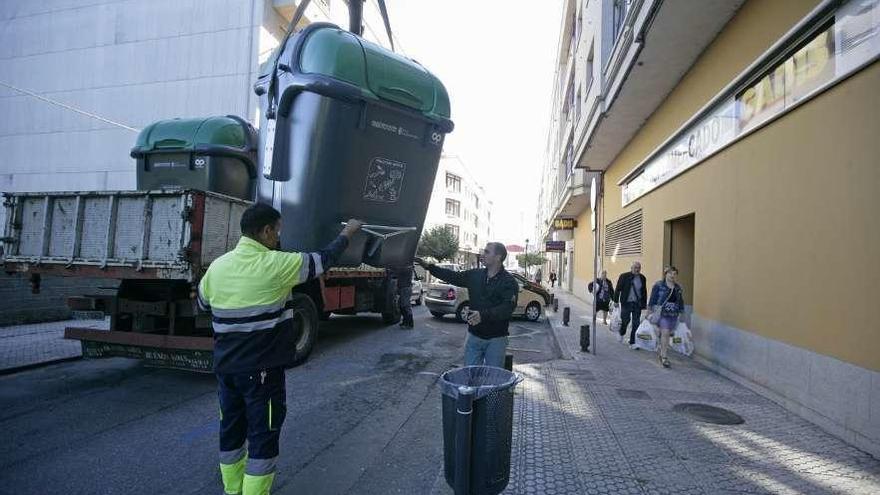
[1,190,389,282]
[1,190,249,281]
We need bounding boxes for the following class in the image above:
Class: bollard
[580,324,590,352]
[504,354,513,371]
[454,386,475,495]
[562,307,570,326]
[552,298,559,312]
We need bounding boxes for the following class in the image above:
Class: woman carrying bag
[588,270,615,326]
[648,266,686,368]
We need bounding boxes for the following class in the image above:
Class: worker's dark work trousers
[398,284,413,326]
[217,368,286,495]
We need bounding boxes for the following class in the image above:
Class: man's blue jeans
[464,333,508,367]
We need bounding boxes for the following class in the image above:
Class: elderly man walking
[613,261,647,349]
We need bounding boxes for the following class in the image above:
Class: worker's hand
[341,219,364,238]
[466,310,482,326]
[413,257,431,269]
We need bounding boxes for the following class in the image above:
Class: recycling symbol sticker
[362,157,406,203]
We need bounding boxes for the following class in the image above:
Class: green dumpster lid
[293,26,450,120]
[132,116,251,153]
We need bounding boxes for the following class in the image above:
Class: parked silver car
[410,274,424,305]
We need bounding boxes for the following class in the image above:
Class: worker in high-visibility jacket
[198,203,362,495]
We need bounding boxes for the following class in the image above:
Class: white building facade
[423,155,494,269]
[0,0,397,224]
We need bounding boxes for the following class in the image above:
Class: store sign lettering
[622,0,878,207]
[545,241,566,252]
[553,219,578,229]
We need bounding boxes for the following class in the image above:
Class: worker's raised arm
[277,219,363,288]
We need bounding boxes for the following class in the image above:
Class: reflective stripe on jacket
[198,235,347,373]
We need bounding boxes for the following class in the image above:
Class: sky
[385,0,564,247]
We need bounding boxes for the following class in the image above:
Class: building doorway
[664,214,695,307]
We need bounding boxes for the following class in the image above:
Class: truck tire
[290,293,319,367]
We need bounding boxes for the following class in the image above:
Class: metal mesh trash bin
[441,366,521,495]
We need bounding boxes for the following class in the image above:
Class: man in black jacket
[613,261,648,349]
[415,242,518,367]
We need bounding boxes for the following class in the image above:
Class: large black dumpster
[255,23,453,267]
[441,366,520,495]
[132,115,258,201]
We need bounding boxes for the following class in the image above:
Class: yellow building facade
[598,0,879,456]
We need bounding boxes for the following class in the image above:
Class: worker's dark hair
[489,242,507,262]
[240,203,281,237]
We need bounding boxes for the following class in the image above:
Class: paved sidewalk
[435,290,880,494]
[0,317,108,373]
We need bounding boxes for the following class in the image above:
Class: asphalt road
[0,306,559,495]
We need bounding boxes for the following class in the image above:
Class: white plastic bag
[670,322,694,356]
[634,320,658,352]
[609,306,622,334]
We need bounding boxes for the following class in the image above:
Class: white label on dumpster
[363,157,406,203]
[262,119,277,178]
[370,120,419,142]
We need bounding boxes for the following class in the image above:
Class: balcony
[545,169,598,240]
[577,0,747,170]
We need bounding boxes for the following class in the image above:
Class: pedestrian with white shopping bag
[587,270,615,325]
[647,266,686,368]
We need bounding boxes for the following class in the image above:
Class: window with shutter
[604,209,642,257]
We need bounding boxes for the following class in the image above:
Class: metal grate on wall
[604,209,642,257]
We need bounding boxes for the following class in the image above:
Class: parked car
[511,273,552,306]
[425,268,550,322]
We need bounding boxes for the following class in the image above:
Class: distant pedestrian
[395,265,414,329]
[549,272,557,288]
[588,270,614,325]
[648,266,686,368]
[415,242,518,368]
[535,267,543,286]
[613,261,647,348]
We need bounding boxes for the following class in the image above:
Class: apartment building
[539,0,880,457]
[424,155,494,268]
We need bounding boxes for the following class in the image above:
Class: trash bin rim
[440,365,522,399]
